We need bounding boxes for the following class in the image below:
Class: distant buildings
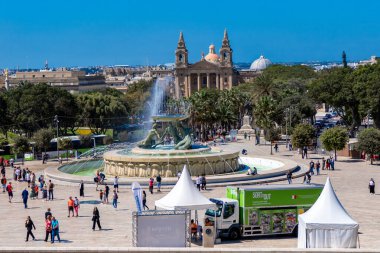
[8,68,105,93]
[358,56,379,66]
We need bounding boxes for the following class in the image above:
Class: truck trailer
[205,184,323,239]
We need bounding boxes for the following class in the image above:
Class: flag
[131,182,143,213]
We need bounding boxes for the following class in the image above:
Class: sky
[1,0,380,68]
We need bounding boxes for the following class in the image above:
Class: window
[179,54,183,62]
[32,75,35,78]
[224,78,227,83]
[223,203,235,219]
[62,74,65,77]
[42,75,45,78]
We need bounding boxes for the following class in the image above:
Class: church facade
[173,30,238,98]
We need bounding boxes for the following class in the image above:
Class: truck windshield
[205,198,223,217]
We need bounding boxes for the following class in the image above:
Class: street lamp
[91,137,96,157]
[54,115,59,161]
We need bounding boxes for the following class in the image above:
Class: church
[173,30,238,98]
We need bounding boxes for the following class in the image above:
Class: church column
[220,75,224,90]
[188,75,192,96]
[216,74,220,90]
[197,74,201,91]
[228,75,233,89]
[184,75,188,97]
[206,73,210,89]
[174,76,180,98]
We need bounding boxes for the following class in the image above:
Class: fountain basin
[103,146,240,177]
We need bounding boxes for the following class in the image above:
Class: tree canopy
[320,127,349,160]
[291,124,315,148]
[358,128,380,165]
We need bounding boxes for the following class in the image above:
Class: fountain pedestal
[238,115,255,135]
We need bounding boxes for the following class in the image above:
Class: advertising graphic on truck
[205,184,323,239]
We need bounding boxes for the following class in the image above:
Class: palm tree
[252,74,278,99]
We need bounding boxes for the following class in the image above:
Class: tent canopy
[155,166,216,210]
[298,178,359,248]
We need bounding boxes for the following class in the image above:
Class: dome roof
[205,44,219,63]
[250,55,272,71]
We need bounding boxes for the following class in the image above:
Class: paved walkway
[0,139,379,249]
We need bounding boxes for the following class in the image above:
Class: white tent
[298,178,359,248]
[155,165,216,210]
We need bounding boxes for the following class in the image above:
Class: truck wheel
[229,228,240,240]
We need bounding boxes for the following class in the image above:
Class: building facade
[173,30,238,98]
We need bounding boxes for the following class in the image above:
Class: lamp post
[54,115,59,162]
[91,137,96,157]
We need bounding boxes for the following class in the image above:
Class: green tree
[291,124,315,150]
[13,136,30,165]
[320,127,349,161]
[358,128,380,165]
[33,128,54,155]
[58,137,72,161]
[76,93,127,134]
[254,96,277,154]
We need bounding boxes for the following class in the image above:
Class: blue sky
[1,0,380,68]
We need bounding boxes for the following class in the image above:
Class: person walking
[44,215,52,242]
[196,175,201,191]
[6,182,13,203]
[309,160,315,175]
[92,207,102,231]
[1,175,7,193]
[25,216,36,241]
[51,217,61,243]
[79,180,84,197]
[48,180,54,200]
[316,160,321,175]
[287,171,292,184]
[156,174,162,192]
[104,184,110,204]
[369,178,375,194]
[74,197,80,217]
[45,208,52,219]
[201,175,207,190]
[322,157,326,170]
[22,188,29,208]
[330,156,335,170]
[67,197,74,217]
[113,176,119,193]
[142,190,149,210]
[148,177,154,194]
[112,190,118,208]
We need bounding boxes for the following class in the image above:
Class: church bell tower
[175,32,188,67]
[219,29,233,67]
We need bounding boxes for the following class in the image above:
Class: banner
[131,182,143,213]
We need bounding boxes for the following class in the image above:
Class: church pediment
[189,60,220,70]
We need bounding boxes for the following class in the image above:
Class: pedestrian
[51,216,61,243]
[149,177,154,194]
[287,171,292,184]
[201,175,207,190]
[369,178,375,194]
[45,208,52,219]
[10,158,14,168]
[177,171,181,180]
[79,180,84,197]
[244,132,247,140]
[142,190,149,210]
[248,134,251,141]
[1,175,6,192]
[303,146,308,159]
[42,184,48,200]
[48,180,54,200]
[25,216,36,241]
[44,215,52,242]
[92,207,102,231]
[196,175,201,191]
[113,176,119,193]
[6,182,13,202]
[67,196,74,217]
[156,174,162,192]
[309,160,315,175]
[99,189,104,203]
[326,158,330,170]
[104,184,110,204]
[330,156,335,170]
[322,157,326,170]
[274,143,279,152]
[112,190,118,208]
[316,160,321,175]
[22,188,29,208]
[74,197,80,216]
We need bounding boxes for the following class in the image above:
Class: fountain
[103,77,240,177]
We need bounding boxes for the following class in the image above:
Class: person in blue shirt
[51,216,61,243]
[22,188,28,208]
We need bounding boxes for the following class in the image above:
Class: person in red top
[149,177,154,194]
[67,196,74,217]
[44,215,52,242]
[1,175,6,193]
[6,182,13,203]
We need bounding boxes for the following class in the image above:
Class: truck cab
[205,198,241,239]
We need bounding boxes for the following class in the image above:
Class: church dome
[250,55,272,71]
[205,44,219,63]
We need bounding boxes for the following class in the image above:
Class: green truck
[205,184,323,239]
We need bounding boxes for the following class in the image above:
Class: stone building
[8,68,106,93]
[173,30,238,98]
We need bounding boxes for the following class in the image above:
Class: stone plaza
[0,138,379,250]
